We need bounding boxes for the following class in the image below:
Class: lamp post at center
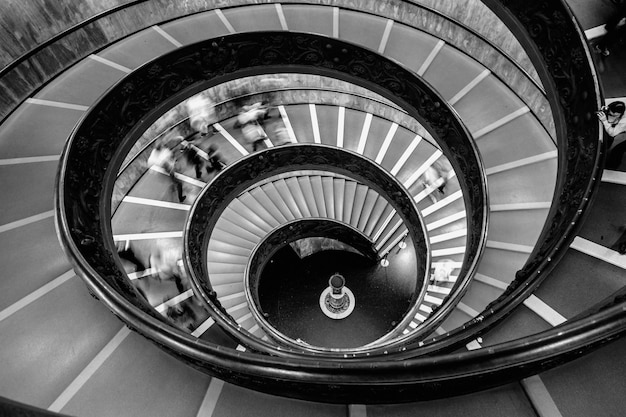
[319,273,355,319]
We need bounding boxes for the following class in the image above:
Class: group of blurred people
[147,94,228,203]
[117,239,205,332]
[147,137,227,203]
[235,101,273,151]
[139,92,290,331]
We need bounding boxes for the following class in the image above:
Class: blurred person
[116,240,145,273]
[149,242,188,293]
[430,259,455,284]
[148,138,186,202]
[273,124,292,145]
[241,121,268,151]
[166,302,198,332]
[206,144,227,172]
[178,138,206,179]
[186,94,217,136]
[419,161,448,203]
[235,101,271,127]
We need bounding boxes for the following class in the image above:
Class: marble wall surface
[0,0,553,136]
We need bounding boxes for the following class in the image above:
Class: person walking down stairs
[147,138,186,203]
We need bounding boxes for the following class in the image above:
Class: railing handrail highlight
[51,0,613,403]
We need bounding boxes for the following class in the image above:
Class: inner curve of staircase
[0,1,572,414]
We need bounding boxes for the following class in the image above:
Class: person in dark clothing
[595,4,626,56]
[205,144,227,173]
[180,141,206,179]
[116,241,145,272]
[148,139,186,202]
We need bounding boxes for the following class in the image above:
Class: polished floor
[259,242,417,348]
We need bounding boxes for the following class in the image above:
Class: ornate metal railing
[52,0,616,403]
[57,28,486,357]
[111,87,430,214]
[384,0,608,358]
[184,145,432,354]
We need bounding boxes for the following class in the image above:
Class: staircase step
[246,322,268,340]
[208,239,254,257]
[374,212,402,249]
[229,198,274,233]
[214,217,263,244]
[208,272,246,287]
[238,192,282,229]
[298,177,319,217]
[342,180,358,224]
[309,176,327,217]
[212,282,245,297]
[249,187,289,224]
[350,184,370,228]
[219,207,267,239]
[370,204,397,242]
[207,250,250,265]
[218,291,247,309]
[357,189,380,232]
[321,176,335,219]
[377,223,408,254]
[226,302,251,321]
[273,179,304,218]
[363,196,389,237]
[333,178,346,222]
[207,262,246,275]
[210,227,258,250]
[261,182,295,221]
[285,177,312,217]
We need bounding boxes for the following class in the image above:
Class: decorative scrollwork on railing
[485,1,603,311]
[56,29,493,400]
[387,0,607,357]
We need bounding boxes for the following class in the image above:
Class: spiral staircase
[1,1,625,416]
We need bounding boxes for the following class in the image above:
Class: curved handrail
[0,1,534,89]
[385,0,607,358]
[245,218,382,351]
[2,0,545,131]
[52,0,614,403]
[115,86,417,178]
[57,29,485,356]
[184,144,432,355]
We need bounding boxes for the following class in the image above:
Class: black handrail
[184,145,433,356]
[386,0,607,358]
[237,218,383,351]
[53,0,612,404]
[115,87,416,177]
[1,0,546,133]
[56,29,486,361]
[0,0,537,90]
